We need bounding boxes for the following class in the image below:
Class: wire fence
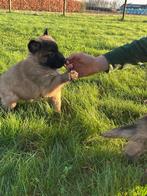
[0,0,83,13]
[0,0,147,16]
[0,0,123,12]
[0,0,123,13]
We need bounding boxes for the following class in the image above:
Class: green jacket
[104,37,147,67]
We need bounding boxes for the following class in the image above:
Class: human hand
[66,53,109,77]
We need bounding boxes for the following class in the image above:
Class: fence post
[8,0,12,12]
[63,0,67,16]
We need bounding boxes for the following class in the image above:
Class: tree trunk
[8,0,12,12]
[63,0,67,16]
[121,0,127,21]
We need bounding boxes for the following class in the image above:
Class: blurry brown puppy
[0,29,78,112]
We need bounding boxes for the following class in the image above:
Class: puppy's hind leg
[50,91,61,113]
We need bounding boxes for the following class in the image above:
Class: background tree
[63,0,67,16]
[121,0,127,21]
[9,0,12,12]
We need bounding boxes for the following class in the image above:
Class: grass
[0,11,147,195]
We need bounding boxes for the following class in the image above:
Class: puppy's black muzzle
[45,52,66,69]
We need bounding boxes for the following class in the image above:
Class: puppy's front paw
[69,70,78,81]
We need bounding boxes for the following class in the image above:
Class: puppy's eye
[43,52,55,58]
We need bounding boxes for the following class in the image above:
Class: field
[0,11,147,195]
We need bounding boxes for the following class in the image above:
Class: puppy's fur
[0,30,78,112]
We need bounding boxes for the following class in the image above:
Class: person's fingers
[65,59,70,65]
[65,59,74,69]
[64,63,74,70]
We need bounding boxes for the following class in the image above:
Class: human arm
[104,36,147,66]
[66,37,147,77]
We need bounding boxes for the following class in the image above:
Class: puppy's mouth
[41,53,66,69]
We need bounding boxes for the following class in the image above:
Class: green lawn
[0,11,147,195]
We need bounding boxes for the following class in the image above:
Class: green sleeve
[104,37,147,67]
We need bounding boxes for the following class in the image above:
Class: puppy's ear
[28,40,41,54]
[43,28,48,36]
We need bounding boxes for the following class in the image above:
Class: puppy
[0,29,78,112]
